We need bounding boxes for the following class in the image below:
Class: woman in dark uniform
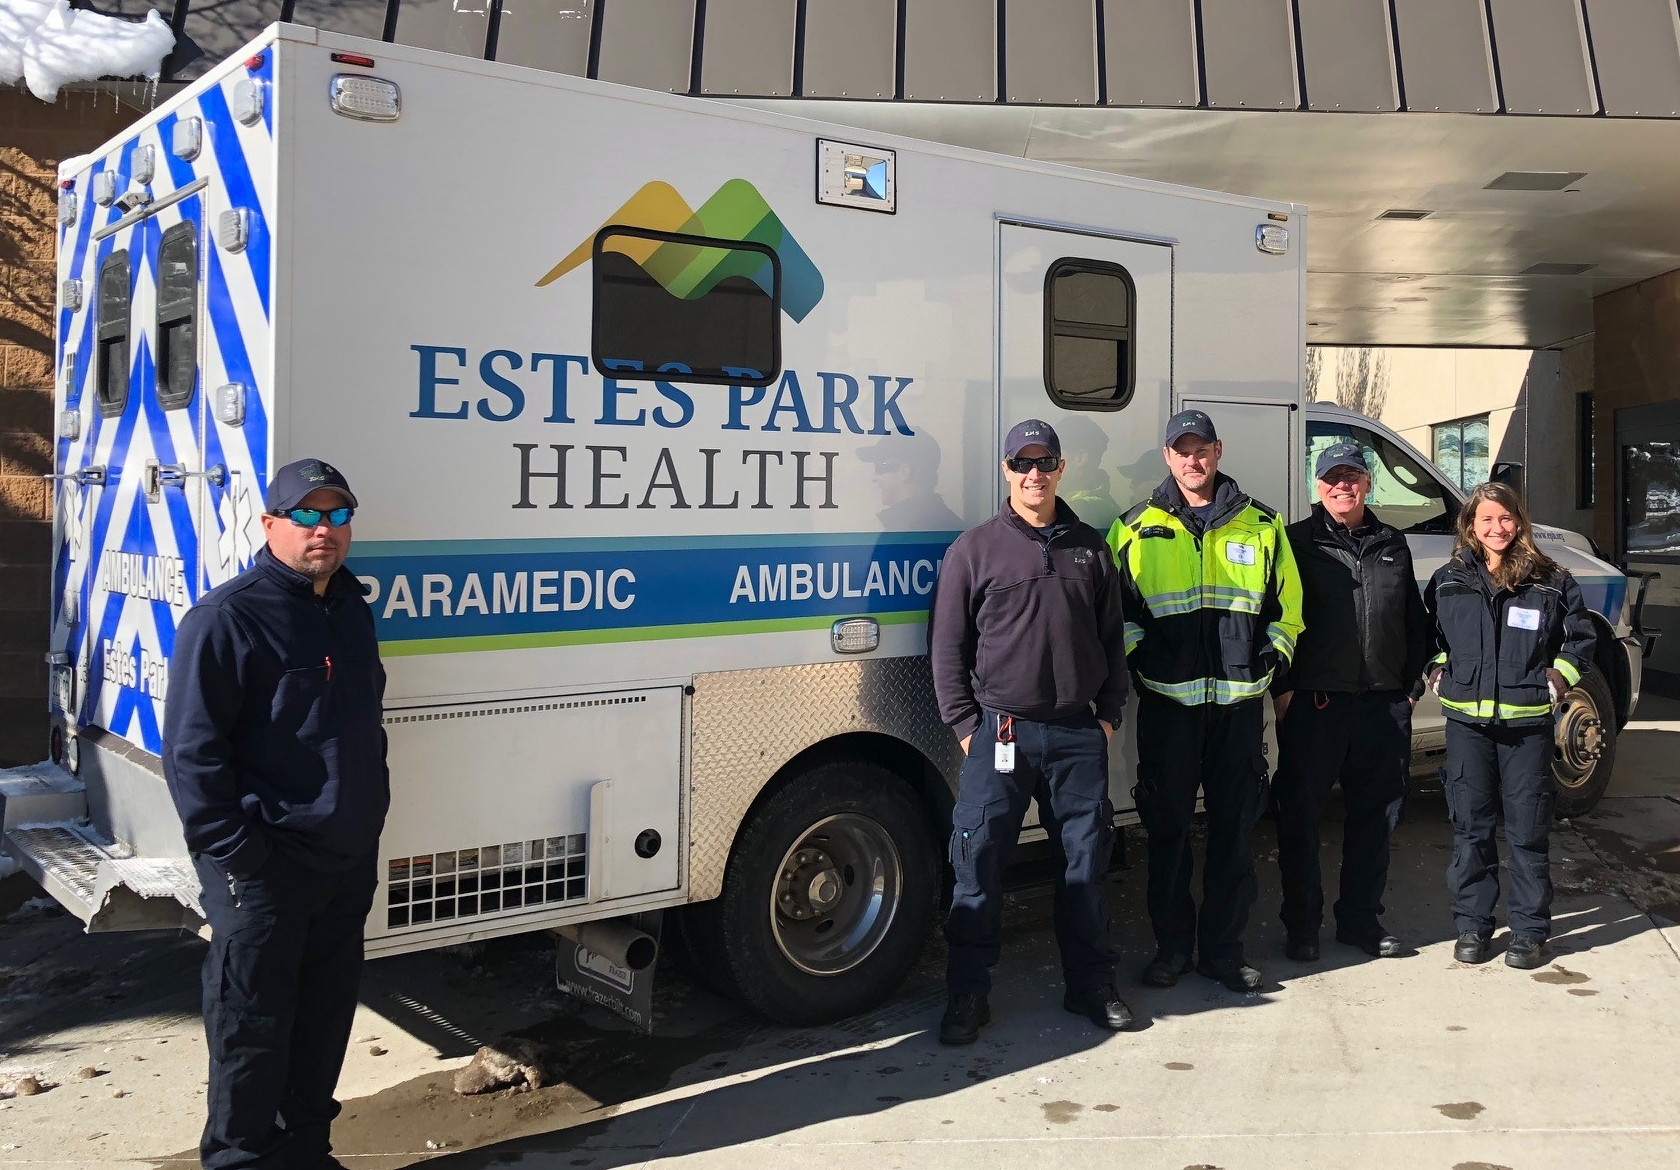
[1424,482,1595,971]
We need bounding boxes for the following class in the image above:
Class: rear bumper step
[2,762,202,932]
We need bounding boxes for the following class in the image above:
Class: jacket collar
[996,497,1080,540]
[1310,502,1389,545]
[1152,472,1248,530]
[255,545,359,602]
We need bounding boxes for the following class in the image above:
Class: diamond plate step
[4,820,202,931]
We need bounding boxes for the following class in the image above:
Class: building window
[1043,258,1135,410]
[1577,392,1596,509]
[155,222,199,410]
[95,249,131,419]
[591,226,779,386]
[1432,414,1490,494]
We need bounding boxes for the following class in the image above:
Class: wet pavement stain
[1532,965,1590,985]
[1042,1100,1084,1124]
[1165,1061,1194,1071]
[1434,1101,1486,1120]
[1452,1163,1512,1170]
[1446,1025,1467,1032]
[1094,1103,1121,1112]
[1568,988,1599,996]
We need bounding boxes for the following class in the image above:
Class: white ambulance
[0,23,1645,1025]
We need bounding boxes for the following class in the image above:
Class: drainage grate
[386,835,587,930]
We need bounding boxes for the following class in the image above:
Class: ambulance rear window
[591,226,779,387]
[155,222,199,410]
[1044,258,1134,411]
[95,249,131,419]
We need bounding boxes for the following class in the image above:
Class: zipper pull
[324,655,333,681]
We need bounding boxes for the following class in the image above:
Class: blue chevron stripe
[199,85,272,319]
[205,242,270,496]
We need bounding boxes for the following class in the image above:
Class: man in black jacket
[928,419,1132,1044]
[163,458,387,1170]
[1272,441,1432,962]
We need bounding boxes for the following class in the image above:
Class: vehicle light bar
[330,74,401,122]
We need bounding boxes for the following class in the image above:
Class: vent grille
[1484,171,1585,191]
[1378,208,1432,220]
[385,693,647,726]
[386,835,588,931]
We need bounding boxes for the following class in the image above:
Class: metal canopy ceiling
[746,100,1680,349]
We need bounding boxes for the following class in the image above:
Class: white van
[0,23,1641,1027]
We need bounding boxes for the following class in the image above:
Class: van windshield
[1305,419,1457,535]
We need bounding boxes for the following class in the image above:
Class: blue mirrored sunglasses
[276,506,354,529]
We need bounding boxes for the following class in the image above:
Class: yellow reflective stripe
[1124,622,1145,654]
[1213,677,1272,703]
[1428,652,1447,669]
[1139,677,1209,703]
[1553,658,1582,687]
[1267,622,1297,657]
[1140,585,1264,617]
[1440,697,1553,720]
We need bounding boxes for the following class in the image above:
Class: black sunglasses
[1006,455,1061,474]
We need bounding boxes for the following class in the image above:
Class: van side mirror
[1491,462,1524,493]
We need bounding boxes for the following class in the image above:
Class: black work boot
[1336,929,1407,958]
[1197,957,1264,992]
[1063,983,1134,1030]
[939,992,990,1045]
[1284,931,1320,962]
[1453,931,1492,965]
[1505,936,1549,970]
[1140,950,1195,987]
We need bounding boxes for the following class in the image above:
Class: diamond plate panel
[687,657,958,901]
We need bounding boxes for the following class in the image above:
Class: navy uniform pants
[1443,719,1555,941]
[1273,690,1411,941]
[945,710,1117,996]
[193,848,377,1170]
[1134,691,1267,964]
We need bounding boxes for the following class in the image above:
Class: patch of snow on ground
[0,851,18,882]
[0,0,174,101]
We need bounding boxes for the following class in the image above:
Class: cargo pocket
[1442,761,1464,833]
[948,800,992,887]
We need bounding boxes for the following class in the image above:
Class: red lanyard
[997,714,1015,744]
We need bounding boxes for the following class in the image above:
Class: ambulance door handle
[158,462,227,489]
[44,465,107,487]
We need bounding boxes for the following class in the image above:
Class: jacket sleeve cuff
[950,710,982,742]
[1552,658,1583,687]
[212,831,273,880]
[1408,679,1426,702]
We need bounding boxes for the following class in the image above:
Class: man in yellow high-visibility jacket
[1108,410,1303,993]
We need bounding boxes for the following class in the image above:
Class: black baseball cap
[1004,419,1061,460]
[1163,409,1218,447]
[265,458,358,513]
[1315,441,1370,480]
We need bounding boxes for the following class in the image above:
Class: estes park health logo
[535,179,824,322]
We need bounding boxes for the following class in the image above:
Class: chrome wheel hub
[769,813,903,977]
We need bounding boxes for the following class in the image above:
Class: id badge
[994,742,1016,773]
[1507,607,1541,631]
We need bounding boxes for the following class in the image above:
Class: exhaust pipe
[554,918,659,971]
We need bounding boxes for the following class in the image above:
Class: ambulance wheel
[1553,670,1617,819]
[696,761,937,1026]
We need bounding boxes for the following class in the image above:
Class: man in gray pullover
[928,418,1132,1044]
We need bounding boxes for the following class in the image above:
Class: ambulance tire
[692,761,938,1026]
[1553,669,1618,820]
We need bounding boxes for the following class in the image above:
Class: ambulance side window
[1044,259,1134,411]
[95,249,131,418]
[591,226,779,387]
[155,222,199,410]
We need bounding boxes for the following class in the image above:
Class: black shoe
[1505,936,1549,970]
[1453,931,1492,965]
[1337,930,1406,959]
[1140,950,1195,987]
[1284,931,1320,962]
[1063,983,1134,1030]
[1196,958,1264,992]
[939,992,990,1045]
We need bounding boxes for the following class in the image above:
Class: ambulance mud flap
[554,910,664,1033]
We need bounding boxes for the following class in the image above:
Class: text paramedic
[362,566,637,619]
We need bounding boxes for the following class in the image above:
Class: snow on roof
[1,1,175,102]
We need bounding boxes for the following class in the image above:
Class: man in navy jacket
[163,458,387,1170]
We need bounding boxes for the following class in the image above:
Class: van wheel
[685,760,938,1026]
[1554,670,1617,819]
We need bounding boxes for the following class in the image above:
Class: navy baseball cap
[1163,409,1218,447]
[265,458,358,513]
[1004,419,1061,460]
[1315,441,1370,480]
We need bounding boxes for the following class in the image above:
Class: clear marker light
[330,74,401,122]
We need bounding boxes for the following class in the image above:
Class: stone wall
[0,89,138,767]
